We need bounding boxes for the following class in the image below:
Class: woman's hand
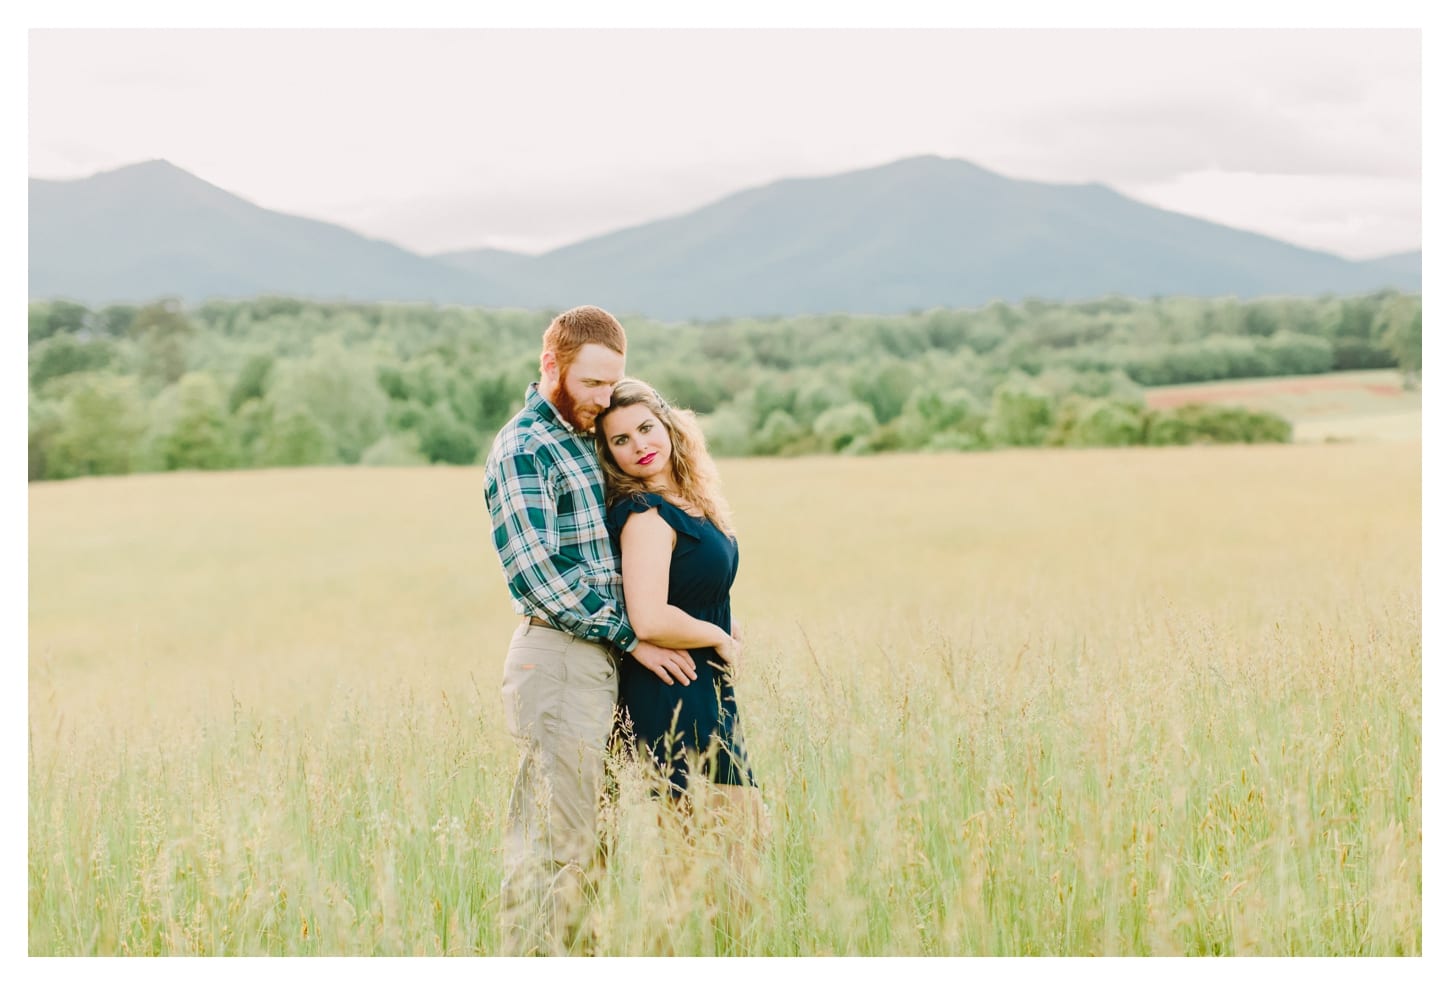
[712,631,737,666]
[713,621,743,671]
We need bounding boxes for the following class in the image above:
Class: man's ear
[540,349,558,381]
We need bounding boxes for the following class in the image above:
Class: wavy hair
[594,379,735,537]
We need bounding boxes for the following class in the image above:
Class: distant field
[1144,369,1421,443]
[29,445,1421,955]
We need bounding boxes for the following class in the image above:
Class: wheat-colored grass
[28,443,1421,955]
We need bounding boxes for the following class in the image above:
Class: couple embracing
[482,305,761,955]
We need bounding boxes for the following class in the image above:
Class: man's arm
[486,441,636,651]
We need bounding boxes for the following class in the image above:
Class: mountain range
[29,156,1421,320]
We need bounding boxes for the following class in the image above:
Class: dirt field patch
[1144,370,1420,442]
[1146,372,1406,409]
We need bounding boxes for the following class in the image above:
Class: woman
[594,379,759,815]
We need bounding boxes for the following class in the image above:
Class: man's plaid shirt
[483,384,637,652]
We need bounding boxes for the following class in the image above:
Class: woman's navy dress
[606,492,755,793]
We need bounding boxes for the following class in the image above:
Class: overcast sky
[28,27,1422,260]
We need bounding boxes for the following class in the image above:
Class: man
[482,305,696,956]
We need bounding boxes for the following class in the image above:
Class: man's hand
[632,640,696,685]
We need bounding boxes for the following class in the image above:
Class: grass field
[1144,369,1422,444]
[28,442,1422,955]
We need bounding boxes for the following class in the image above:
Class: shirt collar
[525,382,591,438]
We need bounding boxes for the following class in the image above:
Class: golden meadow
[28,442,1421,955]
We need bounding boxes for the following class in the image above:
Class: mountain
[430,246,539,282]
[28,160,507,306]
[32,156,1420,317]
[1357,250,1422,282]
[448,155,1419,319]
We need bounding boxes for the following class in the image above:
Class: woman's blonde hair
[595,379,734,537]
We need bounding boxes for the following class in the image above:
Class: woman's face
[601,403,673,485]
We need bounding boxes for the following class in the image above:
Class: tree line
[27,291,1422,481]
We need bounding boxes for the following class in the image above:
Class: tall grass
[28,443,1421,954]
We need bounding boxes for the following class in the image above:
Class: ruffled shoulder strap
[606,492,703,542]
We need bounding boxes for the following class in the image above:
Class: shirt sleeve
[485,439,638,652]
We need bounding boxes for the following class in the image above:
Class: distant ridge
[28,160,507,306]
[1356,250,1421,281]
[31,156,1420,317]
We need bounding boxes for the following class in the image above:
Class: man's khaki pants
[498,621,619,956]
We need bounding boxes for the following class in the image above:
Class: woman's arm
[619,508,735,657]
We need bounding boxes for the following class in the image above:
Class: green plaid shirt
[483,384,637,652]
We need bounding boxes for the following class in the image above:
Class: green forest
[27,291,1422,481]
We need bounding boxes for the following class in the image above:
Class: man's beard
[553,380,600,433]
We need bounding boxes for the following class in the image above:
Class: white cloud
[1124,170,1421,259]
